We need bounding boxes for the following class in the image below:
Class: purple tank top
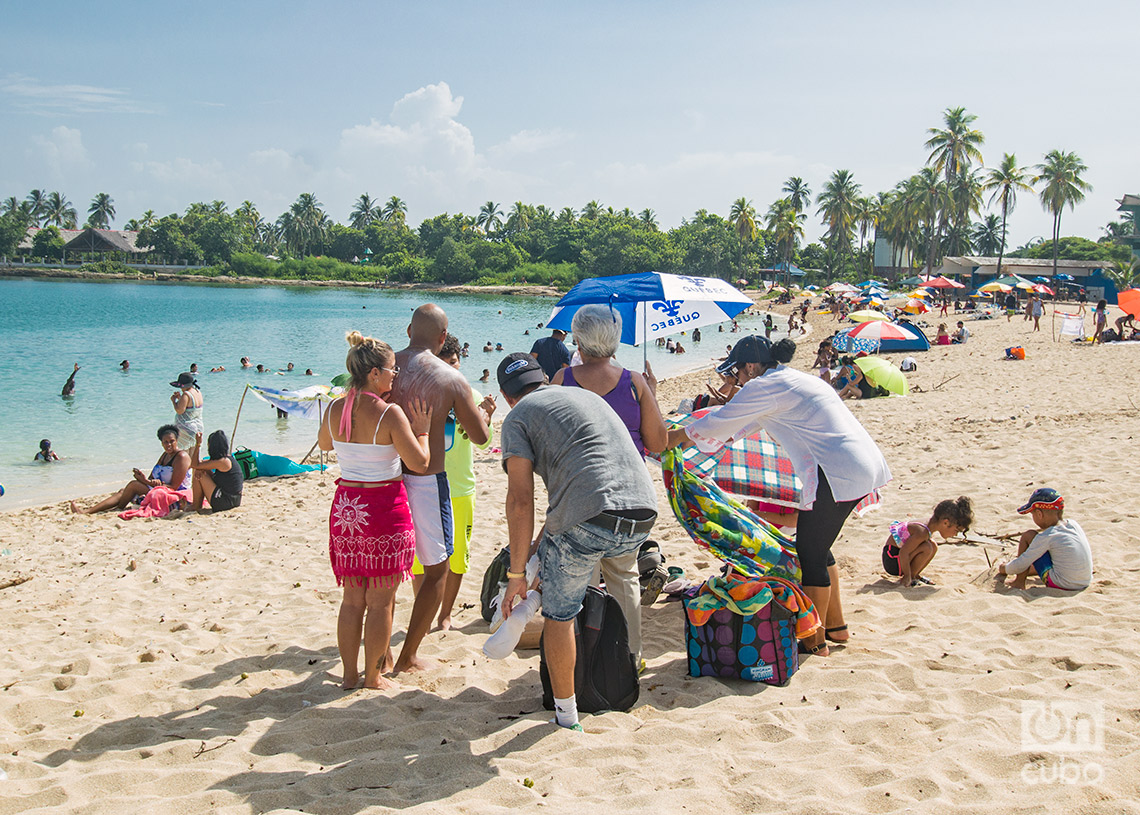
[562,366,644,457]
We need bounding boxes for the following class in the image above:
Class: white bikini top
[328,402,402,482]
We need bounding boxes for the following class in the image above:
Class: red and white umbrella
[921,275,966,289]
[1034,284,1055,295]
[847,320,911,342]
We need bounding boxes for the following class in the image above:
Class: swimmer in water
[35,439,59,462]
[62,363,79,397]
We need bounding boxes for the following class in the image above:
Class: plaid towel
[662,447,801,582]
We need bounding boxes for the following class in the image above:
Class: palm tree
[782,177,812,214]
[2,196,20,217]
[25,190,47,226]
[557,207,577,223]
[209,200,228,216]
[44,192,78,229]
[381,196,407,228]
[349,194,381,229]
[816,170,862,268]
[1107,258,1139,291]
[982,152,1032,278]
[639,208,658,229]
[971,214,1003,256]
[925,107,985,186]
[1034,150,1093,279]
[580,200,602,221]
[505,201,531,235]
[87,192,116,229]
[278,192,327,256]
[476,201,503,234]
[853,196,879,273]
[948,167,983,233]
[913,168,947,274]
[766,198,806,284]
[729,197,758,274]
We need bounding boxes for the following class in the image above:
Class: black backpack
[539,586,640,713]
[480,545,512,622]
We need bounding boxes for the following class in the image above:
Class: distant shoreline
[0,265,564,299]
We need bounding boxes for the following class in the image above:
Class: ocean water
[0,278,770,509]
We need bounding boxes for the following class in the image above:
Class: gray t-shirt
[501,386,656,535]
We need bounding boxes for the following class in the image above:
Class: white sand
[2,303,1139,814]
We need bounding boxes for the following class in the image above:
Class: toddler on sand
[998,488,1092,591]
[882,496,974,586]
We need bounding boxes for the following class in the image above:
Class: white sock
[483,591,542,659]
[553,695,579,728]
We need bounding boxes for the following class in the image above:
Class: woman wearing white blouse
[667,335,891,656]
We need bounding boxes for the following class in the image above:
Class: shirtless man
[391,304,493,673]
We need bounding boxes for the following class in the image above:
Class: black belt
[585,510,657,536]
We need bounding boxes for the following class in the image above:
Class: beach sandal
[798,640,829,657]
[640,566,669,606]
[824,625,849,643]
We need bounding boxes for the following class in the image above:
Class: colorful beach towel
[684,572,820,639]
[661,447,801,582]
[118,485,192,519]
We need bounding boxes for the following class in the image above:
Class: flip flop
[824,625,849,643]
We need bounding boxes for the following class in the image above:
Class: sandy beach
[2,302,1139,814]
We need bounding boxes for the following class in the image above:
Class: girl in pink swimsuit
[882,497,974,587]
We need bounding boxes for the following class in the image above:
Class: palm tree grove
[1,107,1130,288]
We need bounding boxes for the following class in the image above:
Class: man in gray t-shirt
[496,353,656,729]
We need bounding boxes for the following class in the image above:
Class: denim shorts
[539,521,648,622]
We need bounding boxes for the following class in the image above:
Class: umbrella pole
[642,302,648,372]
[231,384,249,448]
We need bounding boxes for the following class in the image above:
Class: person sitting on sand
[832,356,863,400]
[189,430,244,514]
[1114,313,1135,340]
[998,488,1092,591]
[951,321,969,344]
[882,497,973,587]
[936,323,951,345]
[71,425,190,514]
[34,438,59,462]
[317,331,432,689]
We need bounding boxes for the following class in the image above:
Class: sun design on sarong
[332,493,370,536]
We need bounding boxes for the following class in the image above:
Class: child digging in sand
[882,497,974,586]
[998,488,1092,591]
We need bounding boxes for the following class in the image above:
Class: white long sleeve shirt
[684,365,891,508]
[1004,519,1093,590]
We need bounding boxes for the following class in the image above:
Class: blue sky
[2,1,1137,248]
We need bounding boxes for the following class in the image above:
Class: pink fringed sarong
[329,479,415,588]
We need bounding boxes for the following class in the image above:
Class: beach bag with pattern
[682,586,799,686]
[540,586,639,713]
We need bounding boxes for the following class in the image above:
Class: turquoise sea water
[0,278,768,509]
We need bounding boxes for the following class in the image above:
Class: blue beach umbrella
[547,272,753,349]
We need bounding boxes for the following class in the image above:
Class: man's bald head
[408,303,449,350]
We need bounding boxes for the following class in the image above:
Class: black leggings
[796,468,860,587]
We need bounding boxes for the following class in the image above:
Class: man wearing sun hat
[998,488,1093,591]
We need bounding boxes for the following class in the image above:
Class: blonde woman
[317,331,432,690]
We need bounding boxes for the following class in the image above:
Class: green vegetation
[0,112,1124,287]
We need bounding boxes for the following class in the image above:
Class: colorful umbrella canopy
[854,355,909,396]
[1118,289,1140,319]
[847,321,911,342]
[661,447,802,582]
[547,271,752,347]
[921,276,966,289]
[825,282,860,293]
[1015,280,1036,290]
[906,289,932,299]
[1034,284,1055,295]
[848,309,891,322]
[903,298,930,314]
[978,281,1013,293]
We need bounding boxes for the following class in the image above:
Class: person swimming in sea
[61,363,80,396]
[34,439,59,462]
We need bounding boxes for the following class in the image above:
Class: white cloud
[1,74,152,114]
[488,128,572,160]
[32,126,91,177]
